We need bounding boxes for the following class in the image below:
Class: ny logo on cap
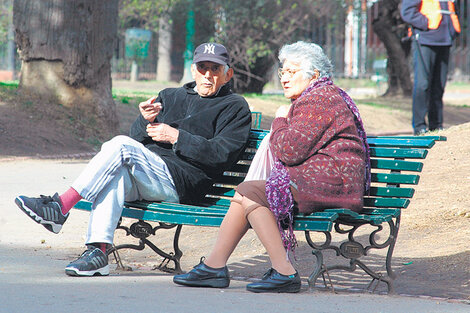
[203,44,216,54]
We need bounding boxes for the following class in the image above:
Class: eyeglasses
[278,68,301,79]
[196,63,223,73]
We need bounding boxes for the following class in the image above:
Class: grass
[0,80,19,88]
[243,93,288,105]
[2,78,468,112]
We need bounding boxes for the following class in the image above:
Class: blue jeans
[411,42,450,132]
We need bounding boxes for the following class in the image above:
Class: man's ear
[224,67,234,83]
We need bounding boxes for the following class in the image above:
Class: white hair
[278,41,333,79]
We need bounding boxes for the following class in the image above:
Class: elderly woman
[173,41,370,293]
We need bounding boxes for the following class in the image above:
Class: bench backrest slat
[367,138,435,148]
[364,197,410,209]
[368,186,415,198]
[371,172,419,185]
[370,147,428,159]
[370,159,423,172]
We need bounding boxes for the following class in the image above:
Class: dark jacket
[401,0,459,46]
[130,82,252,204]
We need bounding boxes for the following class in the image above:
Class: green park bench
[74,128,445,293]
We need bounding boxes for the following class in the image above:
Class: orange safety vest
[420,0,461,33]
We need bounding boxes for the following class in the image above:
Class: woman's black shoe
[173,257,230,288]
[246,268,301,293]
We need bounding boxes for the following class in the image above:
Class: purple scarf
[265,77,371,255]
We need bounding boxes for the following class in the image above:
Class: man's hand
[275,104,291,118]
[139,96,162,122]
[146,123,179,144]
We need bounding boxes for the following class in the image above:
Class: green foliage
[0,0,12,45]
[207,0,343,93]
[119,0,172,31]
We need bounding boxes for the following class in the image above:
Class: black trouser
[411,42,450,132]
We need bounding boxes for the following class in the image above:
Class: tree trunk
[371,0,412,97]
[13,0,119,135]
[232,56,273,94]
[156,14,172,82]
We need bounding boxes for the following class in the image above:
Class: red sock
[59,187,82,215]
[88,243,108,254]
[99,243,108,254]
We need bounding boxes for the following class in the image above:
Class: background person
[15,42,252,277]
[401,0,461,135]
[173,41,370,293]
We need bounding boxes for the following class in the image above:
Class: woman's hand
[139,96,162,122]
[275,105,291,118]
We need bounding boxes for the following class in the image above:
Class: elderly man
[15,43,252,277]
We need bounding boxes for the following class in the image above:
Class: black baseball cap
[193,43,229,66]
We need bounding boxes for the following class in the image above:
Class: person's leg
[244,203,300,293]
[78,135,178,245]
[412,41,432,134]
[59,187,82,215]
[72,135,177,204]
[204,193,250,268]
[173,192,252,288]
[429,45,450,131]
[64,136,178,276]
[246,206,296,275]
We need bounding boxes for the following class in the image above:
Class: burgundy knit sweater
[270,83,366,214]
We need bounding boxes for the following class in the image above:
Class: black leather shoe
[173,257,230,288]
[246,268,301,293]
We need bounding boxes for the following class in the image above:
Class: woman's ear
[313,69,320,80]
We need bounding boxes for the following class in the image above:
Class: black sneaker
[15,192,68,234]
[414,128,428,136]
[65,246,109,277]
[246,268,301,293]
[173,257,230,288]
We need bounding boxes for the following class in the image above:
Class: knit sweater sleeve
[270,91,336,166]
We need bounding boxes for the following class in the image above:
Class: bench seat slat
[146,203,229,214]
[361,208,401,218]
[124,208,225,227]
[322,208,394,225]
[293,220,333,231]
